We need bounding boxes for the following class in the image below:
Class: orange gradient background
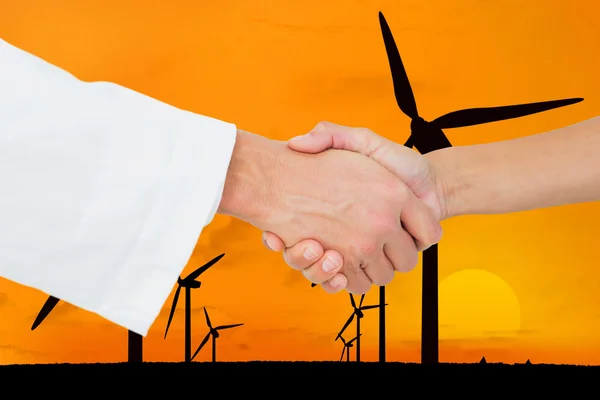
[1,0,599,365]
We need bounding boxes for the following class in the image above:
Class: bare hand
[259,122,446,293]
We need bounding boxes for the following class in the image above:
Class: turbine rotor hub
[410,116,428,133]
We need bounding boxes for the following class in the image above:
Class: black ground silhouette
[2,361,598,386]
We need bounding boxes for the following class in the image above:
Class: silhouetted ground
[1,361,595,396]
[0,361,600,379]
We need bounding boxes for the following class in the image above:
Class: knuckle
[353,284,370,295]
[341,261,360,277]
[385,179,408,200]
[366,263,395,287]
[398,249,419,273]
[356,238,379,258]
[315,121,329,132]
[355,127,374,144]
[420,224,441,250]
[371,274,389,287]
[407,249,419,270]
[373,214,398,235]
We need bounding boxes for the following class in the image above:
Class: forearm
[431,116,600,218]
[217,129,279,224]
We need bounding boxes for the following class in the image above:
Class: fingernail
[290,134,309,141]
[330,276,342,288]
[322,256,340,272]
[303,247,319,260]
[262,233,273,251]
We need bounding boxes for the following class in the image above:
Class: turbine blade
[203,307,212,329]
[310,283,317,288]
[348,334,362,345]
[404,135,414,149]
[336,313,355,340]
[379,11,419,119]
[349,293,356,309]
[360,305,381,311]
[185,253,225,282]
[431,98,583,130]
[359,294,365,307]
[215,323,244,330]
[340,347,346,362]
[164,285,182,339]
[191,332,211,361]
[31,295,60,330]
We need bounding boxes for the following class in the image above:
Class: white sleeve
[0,38,237,336]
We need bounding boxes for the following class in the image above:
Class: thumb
[289,121,395,157]
[290,121,430,201]
[287,122,335,154]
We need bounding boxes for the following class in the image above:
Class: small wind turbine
[31,295,143,362]
[378,11,583,365]
[164,253,225,362]
[336,293,386,362]
[191,307,243,362]
[339,334,361,362]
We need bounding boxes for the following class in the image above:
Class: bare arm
[261,118,600,293]
[431,116,600,218]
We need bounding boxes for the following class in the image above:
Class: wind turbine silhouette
[163,253,225,362]
[378,11,583,365]
[338,334,361,362]
[191,307,243,362]
[31,295,144,362]
[336,293,385,362]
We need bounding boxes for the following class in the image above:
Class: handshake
[218,121,454,295]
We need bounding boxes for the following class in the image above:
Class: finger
[400,190,443,251]
[302,250,344,284]
[289,121,395,157]
[290,122,438,217]
[383,229,419,274]
[262,231,285,252]
[281,239,325,270]
[362,253,396,286]
[342,260,374,295]
[321,274,348,294]
[288,123,335,153]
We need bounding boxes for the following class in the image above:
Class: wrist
[217,129,279,224]
[425,146,472,220]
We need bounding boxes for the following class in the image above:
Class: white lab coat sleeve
[0,38,237,336]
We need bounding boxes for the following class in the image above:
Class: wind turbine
[164,253,225,362]
[338,334,361,362]
[336,293,385,362]
[191,307,243,362]
[31,295,144,362]
[378,11,583,364]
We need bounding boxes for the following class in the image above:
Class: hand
[219,129,442,294]
[261,122,448,292]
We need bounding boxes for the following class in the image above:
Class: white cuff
[97,115,237,336]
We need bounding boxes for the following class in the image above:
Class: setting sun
[439,269,521,340]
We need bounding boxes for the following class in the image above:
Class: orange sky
[1,0,599,365]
